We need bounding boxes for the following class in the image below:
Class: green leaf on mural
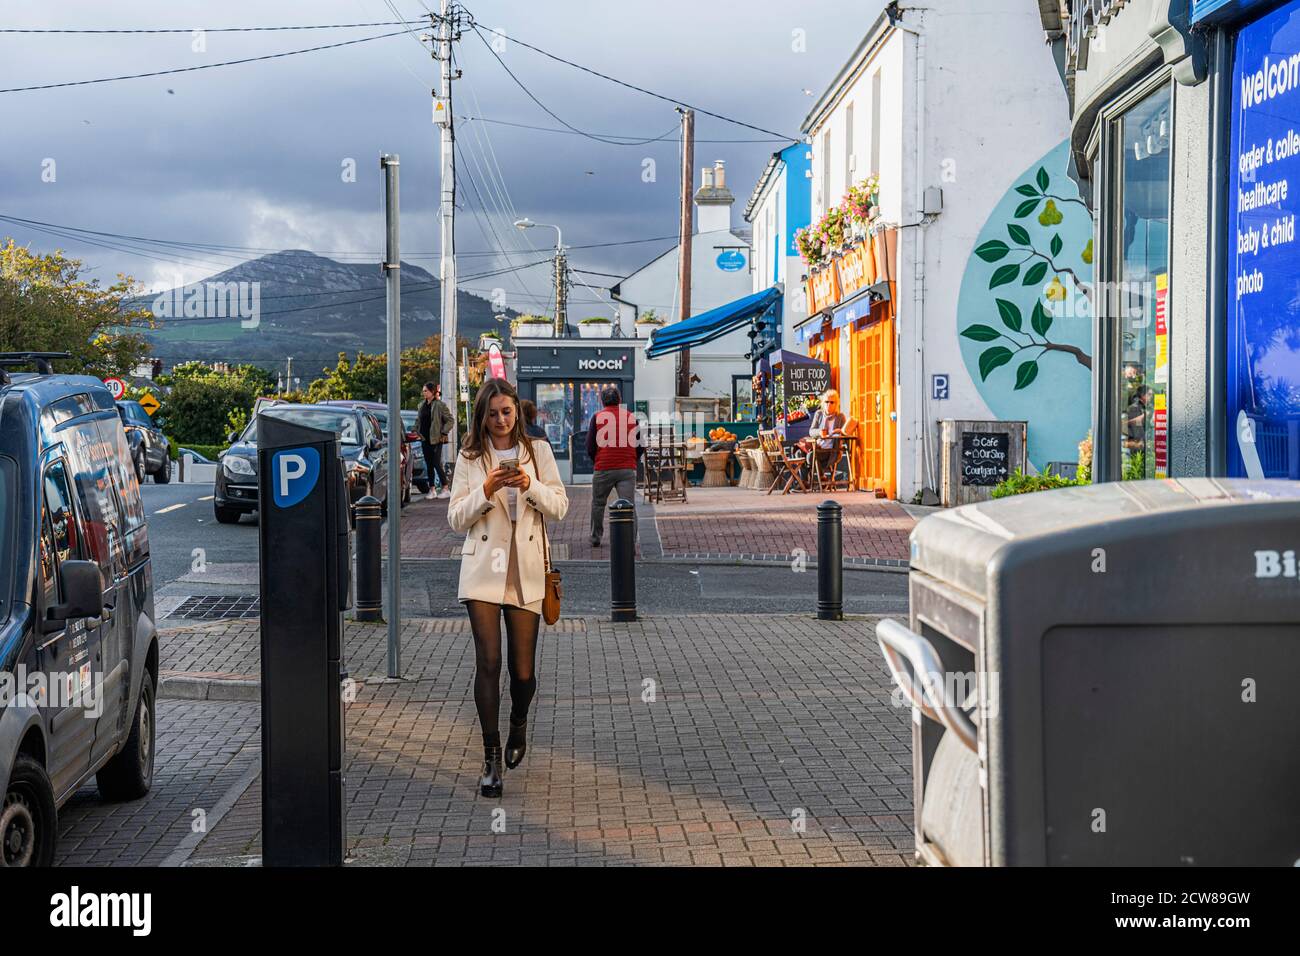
[961,324,1002,342]
[979,347,1014,381]
[1022,261,1049,286]
[996,298,1022,332]
[1050,233,1063,257]
[1014,198,1041,219]
[1015,183,1040,197]
[1036,167,1050,192]
[975,240,1010,262]
[989,264,1020,288]
[1014,360,1040,390]
[1007,223,1031,246]
[1031,301,1053,336]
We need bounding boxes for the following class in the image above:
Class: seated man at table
[798,389,846,474]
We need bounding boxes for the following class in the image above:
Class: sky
[0,0,883,315]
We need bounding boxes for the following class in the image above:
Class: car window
[42,460,85,603]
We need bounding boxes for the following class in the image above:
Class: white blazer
[446,438,569,606]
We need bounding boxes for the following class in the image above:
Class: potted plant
[578,315,614,339]
[634,309,664,338]
[479,330,503,351]
[512,315,554,339]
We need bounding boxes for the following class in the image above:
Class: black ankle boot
[505,717,528,770]
[480,746,503,798]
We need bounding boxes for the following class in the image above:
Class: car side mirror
[44,560,105,631]
[228,430,239,443]
[370,437,382,452]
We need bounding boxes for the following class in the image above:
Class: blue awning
[647,286,783,358]
[831,281,890,330]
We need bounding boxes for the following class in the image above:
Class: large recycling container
[877,478,1300,866]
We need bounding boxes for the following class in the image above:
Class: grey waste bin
[876,478,1300,867]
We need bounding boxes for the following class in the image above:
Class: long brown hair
[460,377,536,466]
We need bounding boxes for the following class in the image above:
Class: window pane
[535,383,572,456]
[1117,86,1172,480]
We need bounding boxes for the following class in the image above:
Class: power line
[470,26,678,147]
[461,115,789,144]
[0,28,411,93]
[0,20,422,34]
[465,19,798,142]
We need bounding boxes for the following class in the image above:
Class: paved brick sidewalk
[389,486,645,561]
[174,613,915,867]
[654,487,913,562]
[391,484,913,565]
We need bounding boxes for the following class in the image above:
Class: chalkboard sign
[785,363,831,394]
[960,432,1010,486]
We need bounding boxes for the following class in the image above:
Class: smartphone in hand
[498,458,520,474]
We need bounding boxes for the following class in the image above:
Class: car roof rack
[0,351,73,386]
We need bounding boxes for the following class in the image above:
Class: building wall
[613,226,754,418]
[746,146,811,350]
[805,1,1082,499]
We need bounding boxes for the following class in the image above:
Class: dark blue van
[0,354,158,867]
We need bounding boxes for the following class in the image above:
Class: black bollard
[610,497,637,622]
[354,495,383,622]
[817,500,843,621]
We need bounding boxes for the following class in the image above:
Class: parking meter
[257,413,351,866]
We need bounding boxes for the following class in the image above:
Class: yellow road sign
[138,392,160,416]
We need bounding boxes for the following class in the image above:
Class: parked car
[321,400,415,506]
[0,353,159,867]
[116,399,171,484]
[401,409,430,494]
[214,403,390,524]
[178,447,216,465]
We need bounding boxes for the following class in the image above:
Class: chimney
[693,158,735,234]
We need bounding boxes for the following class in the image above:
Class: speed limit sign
[103,377,126,400]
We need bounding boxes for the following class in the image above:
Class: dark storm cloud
[0,0,880,297]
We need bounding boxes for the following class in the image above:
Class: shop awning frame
[646,285,784,358]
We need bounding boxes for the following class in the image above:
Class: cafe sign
[834,238,877,301]
[805,264,841,316]
[1063,0,1131,73]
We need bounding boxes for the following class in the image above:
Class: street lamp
[514,218,566,335]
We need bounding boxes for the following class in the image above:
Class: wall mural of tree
[962,163,1094,390]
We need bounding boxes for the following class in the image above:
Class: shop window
[1115,85,1172,480]
[534,382,573,457]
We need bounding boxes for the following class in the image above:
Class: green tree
[159,363,274,444]
[0,239,153,376]
[305,338,443,408]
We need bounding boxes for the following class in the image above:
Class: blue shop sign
[1193,0,1271,23]
[716,250,746,272]
[1227,0,1300,478]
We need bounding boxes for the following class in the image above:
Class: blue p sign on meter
[271,447,320,508]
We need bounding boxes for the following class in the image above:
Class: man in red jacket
[585,385,643,547]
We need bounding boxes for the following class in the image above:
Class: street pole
[436,0,459,453]
[381,153,402,678]
[676,107,694,397]
[554,246,568,335]
[460,345,471,424]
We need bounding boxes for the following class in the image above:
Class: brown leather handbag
[539,514,562,624]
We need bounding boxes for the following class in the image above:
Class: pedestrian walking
[417,381,454,498]
[446,378,569,798]
[585,385,643,547]
[520,398,547,440]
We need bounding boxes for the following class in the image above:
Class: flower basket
[514,319,554,339]
[577,318,613,339]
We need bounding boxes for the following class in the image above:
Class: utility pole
[553,248,568,335]
[381,153,402,679]
[286,356,293,394]
[676,107,694,397]
[434,0,459,451]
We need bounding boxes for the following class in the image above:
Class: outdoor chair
[759,430,809,495]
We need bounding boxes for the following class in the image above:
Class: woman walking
[447,378,568,797]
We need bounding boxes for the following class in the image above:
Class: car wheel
[96,676,155,802]
[1,755,57,867]
[133,450,146,485]
[154,456,173,484]
[214,504,242,524]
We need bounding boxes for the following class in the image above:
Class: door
[573,381,619,479]
[36,457,102,799]
[851,311,897,498]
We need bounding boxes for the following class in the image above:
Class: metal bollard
[354,495,383,622]
[610,497,637,622]
[817,500,843,621]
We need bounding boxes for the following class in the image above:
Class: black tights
[466,600,540,747]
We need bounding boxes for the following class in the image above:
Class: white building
[610,160,755,419]
[796,0,1089,501]
[744,142,813,349]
